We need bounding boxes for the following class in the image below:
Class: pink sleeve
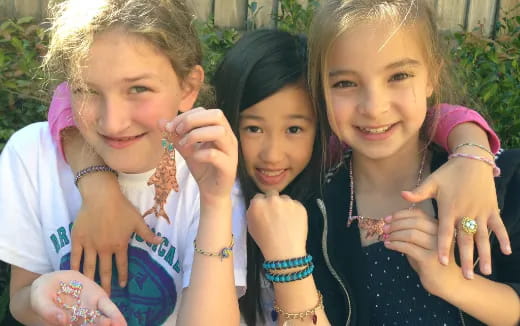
[47,82,76,161]
[434,103,501,154]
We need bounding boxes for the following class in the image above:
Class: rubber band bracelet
[448,153,501,177]
[265,262,314,283]
[74,165,118,187]
[263,255,313,271]
[453,142,494,158]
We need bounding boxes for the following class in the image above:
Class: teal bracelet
[263,255,313,271]
[265,263,314,283]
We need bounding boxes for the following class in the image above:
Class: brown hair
[43,0,202,89]
[308,0,464,141]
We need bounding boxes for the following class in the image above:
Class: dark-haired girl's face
[239,86,316,193]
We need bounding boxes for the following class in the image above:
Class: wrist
[77,169,120,201]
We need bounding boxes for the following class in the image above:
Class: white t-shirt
[0,122,247,326]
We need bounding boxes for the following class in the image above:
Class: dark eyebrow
[286,114,314,122]
[329,58,421,77]
[240,114,264,121]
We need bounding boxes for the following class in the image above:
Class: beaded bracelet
[263,255,313,271]
[273,291,323,325]
[194,235,234,261]
[74,165,118,187]
[454,142,494,158]
[265,263,314,283]
[448,153,501,177]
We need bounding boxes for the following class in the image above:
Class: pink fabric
[47,82,75,161]
[435,104,500,154]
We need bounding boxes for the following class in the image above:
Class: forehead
[81,29,177,83]
[241,86,315,120]
[328,21,426,70]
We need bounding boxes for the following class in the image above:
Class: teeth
[260,169,284,177]
[360,125,391,134]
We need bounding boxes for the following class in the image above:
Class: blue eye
[390,72,414,82]
[287,126,303,134]
[332,80,357,88]
[129,86,149,94]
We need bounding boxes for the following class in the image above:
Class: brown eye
[287,126,303,134]
[390,72,414,82]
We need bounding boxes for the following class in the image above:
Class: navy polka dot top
[362,242,462,325]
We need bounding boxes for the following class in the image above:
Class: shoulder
[2,122,58,163]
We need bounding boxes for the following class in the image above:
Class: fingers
[135,219,162,245]
[166,108,229,138]
[488,212,512,255]
[114,251,129,288]
[474,220,491,275]
[401,175,438,203]
[70,242,83,271]
[82,249,97,280]
[384,240,429,262]
[384,215,437,236]
[97,296,127,326]
[436,216,456,266]
[37,304,69,326]
[98,253,113,296]
[456,228,475,279]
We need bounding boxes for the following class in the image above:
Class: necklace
[346,150,427,240]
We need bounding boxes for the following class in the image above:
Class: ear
[179,65,204,113]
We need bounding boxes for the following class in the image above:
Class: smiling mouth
[258,169,286,176]
[357,124,394,134]
[102,132,147,141]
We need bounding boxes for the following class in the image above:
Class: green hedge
[0,1,519,323]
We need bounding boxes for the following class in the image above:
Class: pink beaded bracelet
[448,153,501,177]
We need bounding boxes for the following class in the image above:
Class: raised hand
[246,191,308,260]
[164,107,238,204]
[402,156,510,279]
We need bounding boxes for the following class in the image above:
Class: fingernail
[179,137,187,146]
[120,280,127,287]
[165,121,174,132]
[56,312,65,325]
[382,234,389,241]
[465,269,474,280]
[384,215,392,222]
[382,224,390,233]
[505,245,512,255]
[483,263,491,275]
[440,255,449,266]
[384,240,392,246]
[176,122,184,134]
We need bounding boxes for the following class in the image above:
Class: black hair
[213,29,327,325]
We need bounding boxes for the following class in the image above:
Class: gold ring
[460,217,478,235]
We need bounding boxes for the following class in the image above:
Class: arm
[384,208,520,326]
[167,108,241,325]
[247,193,330,325]
[48,84,161,294]
[403,104,510,279]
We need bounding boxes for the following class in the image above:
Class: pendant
[347,215,385,240]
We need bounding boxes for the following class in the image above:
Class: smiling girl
[0,0,245,325]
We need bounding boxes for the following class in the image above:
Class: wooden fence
[1,0,519,36]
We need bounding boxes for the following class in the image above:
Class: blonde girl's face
[326,22,433,160]
[72,29,200,173]
[239,85,316,193]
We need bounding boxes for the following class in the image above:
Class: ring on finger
[460,216,478,235]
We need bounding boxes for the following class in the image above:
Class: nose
[97,96,131,136]
[259,134,284,164]
[359,85,390,118]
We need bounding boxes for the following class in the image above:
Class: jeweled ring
[460,217,478,235]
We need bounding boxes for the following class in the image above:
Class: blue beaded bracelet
[265,263,314,283]
[263,255,313,271]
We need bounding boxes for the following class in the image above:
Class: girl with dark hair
[44,28,505,325]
